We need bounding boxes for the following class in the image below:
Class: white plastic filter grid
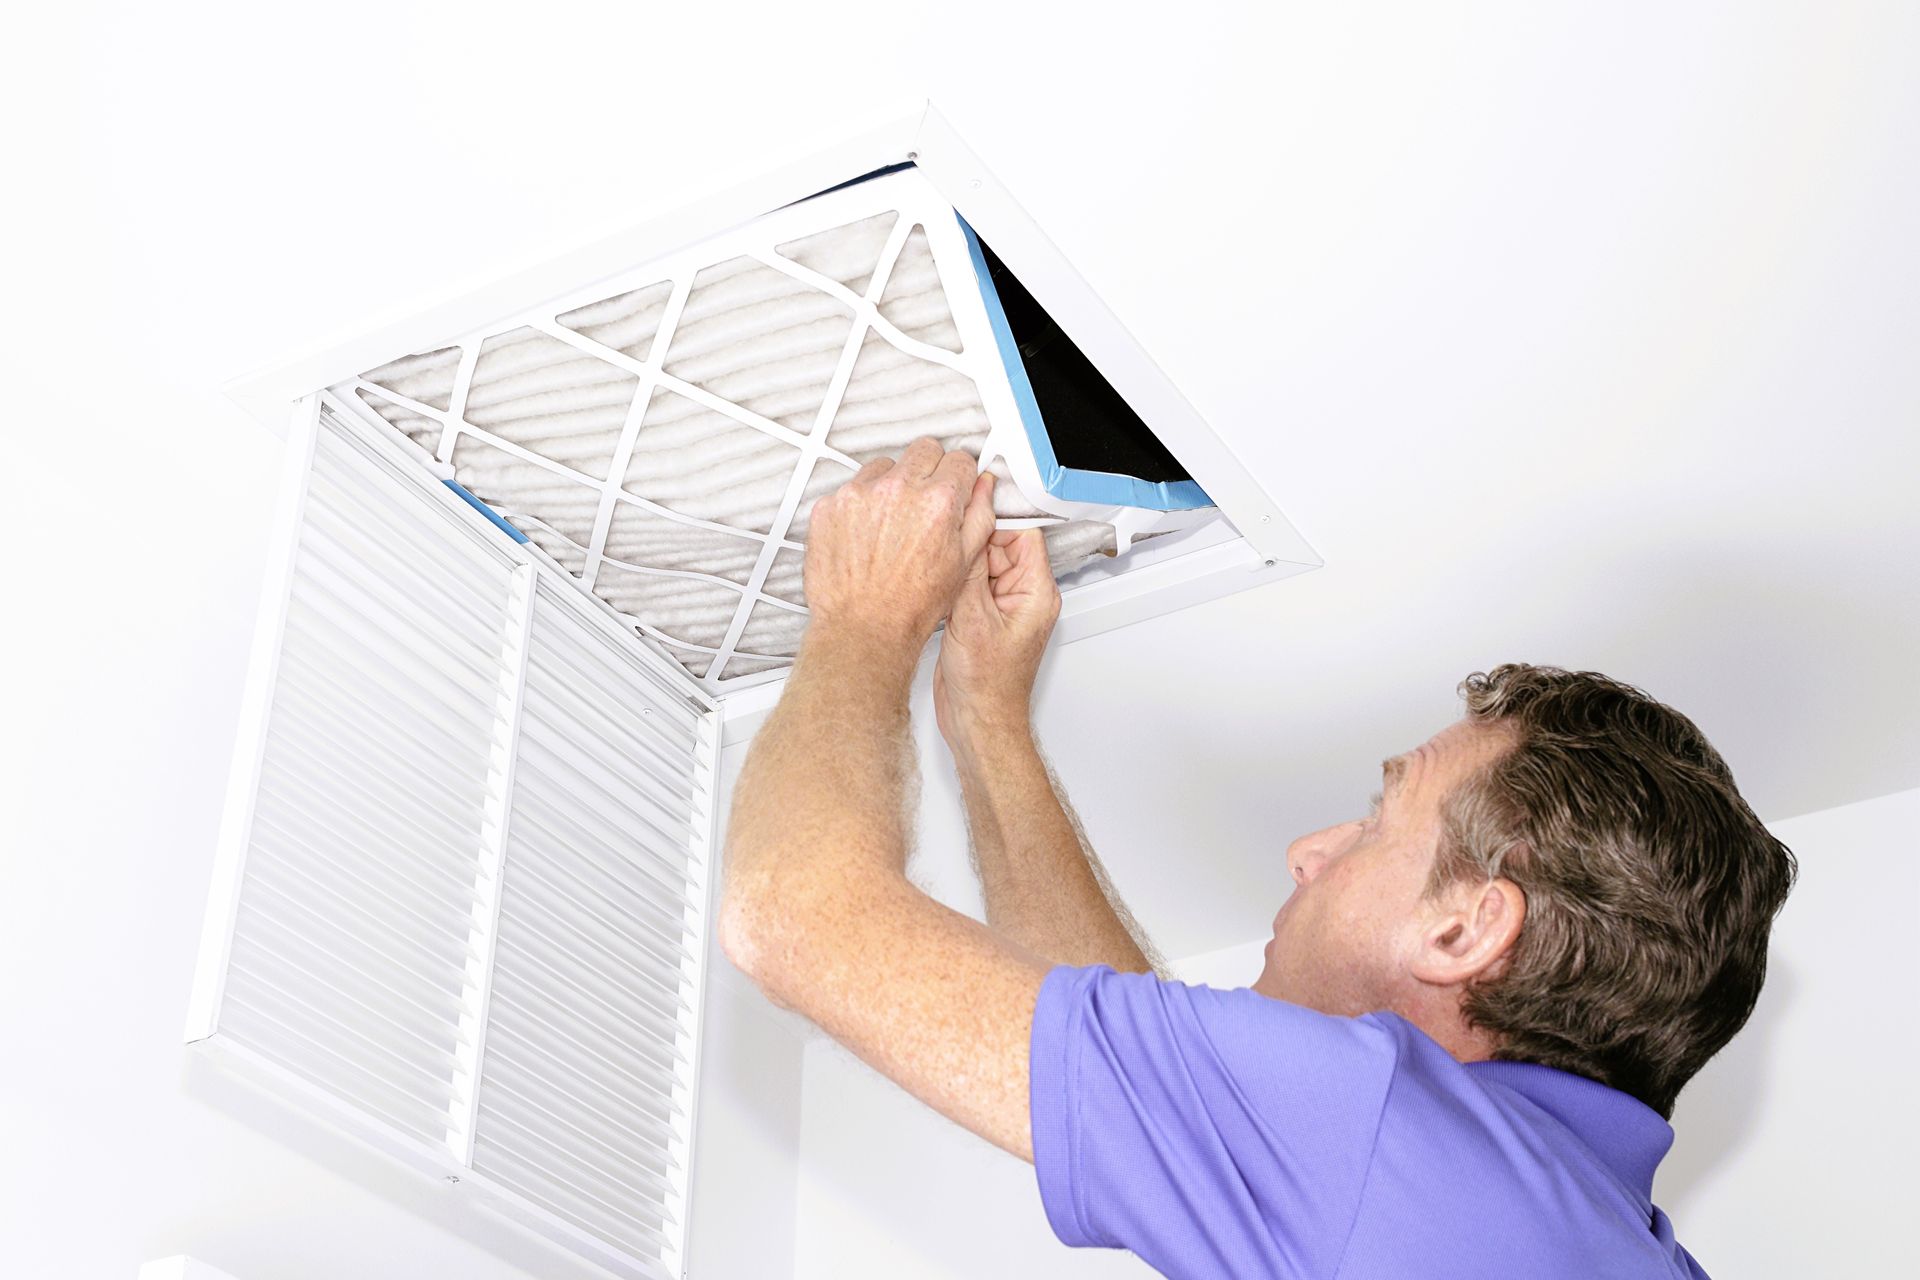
[333,169,1218,692]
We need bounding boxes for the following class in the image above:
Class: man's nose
[1286,823,1351,886]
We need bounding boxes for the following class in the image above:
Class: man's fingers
[898,436,944,478]
[986,527,1050,585]
[1003,526,1047,564]
[851,456,895,485]
[1001,527,1055,587]
[930,446,980,504]
[959,471,997,562]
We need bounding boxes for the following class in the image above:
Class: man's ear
[1410,878,1526,988]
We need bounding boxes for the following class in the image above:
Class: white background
[3,2,1915,1277]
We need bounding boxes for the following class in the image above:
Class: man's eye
[1362,791,1383,828]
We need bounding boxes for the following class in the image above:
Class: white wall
[790,787,1920,1278]
[1658,786,1920,1276]
[684,749,813,1280]
[683,966,809,1279]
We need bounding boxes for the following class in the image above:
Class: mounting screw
[642,707,652,716]
[906,150,918,162]
[445,1175,461,1185]
[1263,559,1277,568]
[1260,515,1271,524]
[969,178,982,190]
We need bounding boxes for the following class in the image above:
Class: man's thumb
[954,546,992,617]
[959,471,997,561]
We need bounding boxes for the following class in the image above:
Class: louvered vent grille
[192,401,719,1280]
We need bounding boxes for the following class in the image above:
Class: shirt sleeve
[1028,964,1401,1279]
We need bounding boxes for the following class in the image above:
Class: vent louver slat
[512,728,696,865]
[496,799,697,950]
[504,846,693,973]
[193,401,717,1280]
[479,1108,679,1228]
[256,705,491,871]
[499,884,691,1003]
[510,765,698,896]
[483,1105,679,1205]
[520,659,699,792]
[220,987,459,1145]
[212,415,511,1159]
[491,924,690,1043]
[482,1050,684,1156]
[242,815,480,957]
[225,952,464,1088]
[472,1134,673,1259]
[524,623,704,742]
[468,582,708,1274]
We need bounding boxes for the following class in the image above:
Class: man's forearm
[717,444,1060,1162]
[950,720,1161,975]
[721,623,918,983]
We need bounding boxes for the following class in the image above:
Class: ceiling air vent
[231,104,1319,714]
[195,106,1320,1278]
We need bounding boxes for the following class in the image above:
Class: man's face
[1252,719,1514,1016]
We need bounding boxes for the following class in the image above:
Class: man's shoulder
[1176,983,1439,1076]
[1073,971,1419,1114]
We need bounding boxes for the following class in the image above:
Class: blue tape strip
[443,479,530,544]
[956,215,1213,512]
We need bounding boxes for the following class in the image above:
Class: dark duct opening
[974,235,1193,485]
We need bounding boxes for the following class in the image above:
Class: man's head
[1254,664,1797,1118]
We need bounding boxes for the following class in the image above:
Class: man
[720,440,1796,1278]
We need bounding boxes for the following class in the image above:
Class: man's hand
[934,528,1061,745]
[804,437,998,658]
[721,435,1049,1162]
[931,522,1162,975]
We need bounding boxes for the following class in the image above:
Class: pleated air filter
[332,165,1246,692]
[200,105,1319,1280]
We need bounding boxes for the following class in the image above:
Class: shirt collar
[1464,1059,1675,1200]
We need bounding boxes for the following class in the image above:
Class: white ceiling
[8,1,1915,961]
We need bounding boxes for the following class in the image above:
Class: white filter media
[353,206,1142,687]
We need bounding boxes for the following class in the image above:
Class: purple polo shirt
[1029,965,1709,1279]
